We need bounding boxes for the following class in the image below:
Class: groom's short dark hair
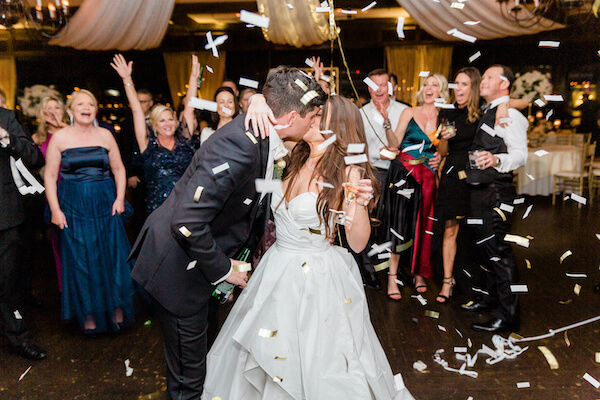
[263,66,327,118]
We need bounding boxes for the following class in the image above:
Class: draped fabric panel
[163,52,227,109]
[50,0,175,50]
[397,0,563,41]
[257,0,329,47]
[386,45,453,106]
[0,57,17,109]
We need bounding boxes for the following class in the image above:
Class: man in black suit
[130,66,326,399]
[0,107,46,360]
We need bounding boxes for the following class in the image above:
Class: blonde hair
[149,104,178,132]
[34,96,68,145]
[66,89,98,111]
[415,73,450,106]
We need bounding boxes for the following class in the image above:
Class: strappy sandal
[387,274,402,301]
[436,276,456,304]
[414,276,427,293]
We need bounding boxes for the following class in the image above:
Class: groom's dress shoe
[460,301,494,312]
[9,342,46,360]
[471,318,518,333]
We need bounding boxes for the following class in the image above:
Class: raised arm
[180,55,201,140]
[111,54,149,153]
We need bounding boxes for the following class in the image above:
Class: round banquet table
[516,144,582,196]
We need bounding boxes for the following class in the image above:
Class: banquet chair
[552,141,596,207]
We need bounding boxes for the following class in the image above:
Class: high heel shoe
[436,276,455,304]
[413,276,427,293]
[387,274,402,301]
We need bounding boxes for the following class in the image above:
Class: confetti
[258,328,277,338]
[504,234,530,248]
[447,28,477,43]
[368,241,392,257]
[188,97,218,112]
[499,203,514,213]
[476,234,495,245]
[304,58,314,67]
[204,31,228,58]
[186,260,197,270]
[510,284,528,293]
[273,124,290,130]
[294,79,308,91]
[534,98,546,107]
[569,193,587,205]
[124,359,134,377]
[425,310,440,319]
[317,133,337,151]
[255,179,283,193]
[522,204,533,219]
[390,228,404,240]
[315,181,334,189]
[514,197,525,205]
[464,20,481,25]
[418,71,430,77]
[494,207,507,221]
[341,9,357,14]
[380,148,397,159]
[239,77,259,89]
[472,287,489,296]
[596,233,600,240]
[244,131,258,144]
[378,252,391,259]
[233,262,251,272]
[546,109,554,120]
[273,376,283,382]
[396,17,405,39]
[397,188,415,199]
[534,149,549,157]
[544,94,564,102]
[344,154,368,165]
[564,331,570,347]
[458,170,467,180]
[412,294,427,305]
[516,381,530,388]
[240,10,269,28]
[595,352,600,363]
[559,250,572,264]
[344,298,352,303]
[454,347,467,353]
[526,173,535,181]
[19,366,32,381]
[481,123,496,137]
[583,373,600,388]
[525,259,531,269]
[301,261,311,274]
[179,226,192,237]
[438,325,447,332]
[361,1,377,12]
[574,284,582,296]
[243,198,252,206]
[451,2,465,8]
[463,269,472,278]
[205,65,214,73]
[316,6,330,12]
[300,90,318,105]
[566,272,587,278]
[466,218,483,225]
[469,51,482,63]
[413,360,427,372]
[286,3,293,9]
[434,102,455,109]
[212,162,230,175]
[363,76,379,91]
[347,143,366,153]
[539,40,560,48]
[447,83,458,90]
[559,299,572,305]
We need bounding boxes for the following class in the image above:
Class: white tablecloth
[517,144,582,196]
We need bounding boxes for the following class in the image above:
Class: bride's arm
[343,177,374,253]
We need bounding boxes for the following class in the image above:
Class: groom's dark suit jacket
[130,114,270,317]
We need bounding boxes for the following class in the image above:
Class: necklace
[305,159,315,172]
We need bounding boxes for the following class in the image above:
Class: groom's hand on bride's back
[226,260,250,288]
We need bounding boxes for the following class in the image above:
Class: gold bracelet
[124,82,134,87]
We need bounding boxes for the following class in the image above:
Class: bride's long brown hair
[282,95,379,237]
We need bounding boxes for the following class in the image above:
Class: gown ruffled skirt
[202,191,413,400]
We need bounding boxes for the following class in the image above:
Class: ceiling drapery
[49,0,175,50]
[257,0,330,48]
[397,0,563,41]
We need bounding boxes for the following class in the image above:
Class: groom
[130,66,326,399]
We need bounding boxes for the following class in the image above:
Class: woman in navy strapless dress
[44,89,134,336]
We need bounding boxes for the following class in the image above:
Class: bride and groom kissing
[130,66,413,400]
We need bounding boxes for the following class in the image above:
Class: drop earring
[69,114,73,127]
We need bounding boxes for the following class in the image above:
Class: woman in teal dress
[44,89,134,336]
[380,73,449,300]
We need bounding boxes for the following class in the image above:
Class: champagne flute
[344,165,365,205]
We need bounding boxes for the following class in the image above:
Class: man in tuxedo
[460,65,528,333]
[0,107,46,360]
[130,66,326,399]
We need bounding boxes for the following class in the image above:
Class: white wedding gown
[202,188,414,400]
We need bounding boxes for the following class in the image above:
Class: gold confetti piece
[258,328,277,338]
[389,183,393,189]
[300,227,322,235]
[526,235,534,240]
[294,79,308,91]
[424,310,440,319]
[479,264,491,273]
[244,131,258,144]
[395,239,414,253]
[559,299,573,305]
[538,346,559,370]
[374,260,390,272]
[212,397,222,400]
[300,90,318,105]
[510,332,524,341]
[564,332,570,347]
[458,170,467,180]
[560,250,572,264]
[179,226,192,237]
[493,207,507,221]
[595,352,600,364]
[274,356,287,360]
[525,259,531,269]
[344,298,352,304]
[467,338,473,348]
[273,376,283,382]
[574,284,582,296]
[233,262,251,272]
[301,262,311,275]
[193,186,204,202]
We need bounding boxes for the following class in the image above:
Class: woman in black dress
[435,67,482,303]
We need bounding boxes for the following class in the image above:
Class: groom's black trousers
[153,298,208,400]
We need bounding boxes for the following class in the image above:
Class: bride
[202,95,414,400]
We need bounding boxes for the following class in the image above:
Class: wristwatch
[495,156,501,168]
[383,119,392,130]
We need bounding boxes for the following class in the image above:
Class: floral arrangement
[18,84,62,117]
[510,70,553,103]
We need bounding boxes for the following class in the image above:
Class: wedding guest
[199,87,239,145]
[461,65,528,333]
[44,89,134,336]
[310,56,331,95]
[112,54,198,214]
[0,105,46,359]
[382,73,449,299]
[359,68,409,290]
[239,88,257,114]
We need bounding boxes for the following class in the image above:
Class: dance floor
[2,196,600,399]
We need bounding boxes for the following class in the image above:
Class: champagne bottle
[212,247,251,304]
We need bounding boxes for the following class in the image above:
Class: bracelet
[124,82,134,87]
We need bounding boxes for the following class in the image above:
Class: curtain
[257,0,329,47]
[397,0,563,41]
[163,52,227,109]
[386,45,453,105]
[50,0,175,50]
[0,57,16,109]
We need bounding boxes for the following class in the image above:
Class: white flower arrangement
[510,70,553,104]
[18,84,62,117]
